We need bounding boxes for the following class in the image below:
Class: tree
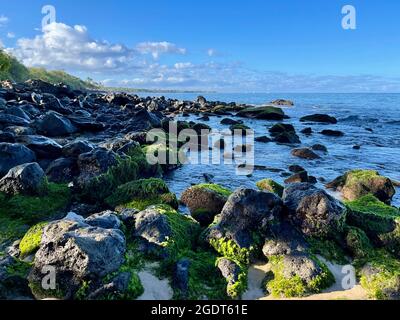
[0,50,11,73]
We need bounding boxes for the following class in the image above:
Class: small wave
[385,120,400,125]
[340,115,379,124]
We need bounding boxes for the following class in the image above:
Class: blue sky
[1,0,400,92]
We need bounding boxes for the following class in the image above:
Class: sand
[136,262,174,300]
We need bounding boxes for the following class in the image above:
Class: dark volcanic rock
[46,157,79,183]
[0,143,36,177]
[15,135,63,158]
[0,113,30,127]
[0,162,45,196]
[320,129,344,137]
[269,123,300,144]
[36,112,78,137]
[300,114,337,124]
[291,148,320,160]
[62,140,94,158]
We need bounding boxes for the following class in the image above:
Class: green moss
[80,146,161,203]
[0,183,70,246]
[195,183,232,198]
[356,249,400,300]
[307,237,349,264]
[346,195,400,235]
[266,255,334,298]
[106,178,178,210]
[5,258,31,278]
[19,222,48,258]
[210,238,252,266]
[344,226,373,259]
[346,170,381,186]
[256,179,284,197]
[379,220,400,257]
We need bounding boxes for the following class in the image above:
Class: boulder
[300,114,337,124]
[15,135,63,158]
[270,99,294,106]
[36,112,77,137]
[29,220,126,299]
[0,113,30,127]
[269,123,300,144]
[62,140,94,158]
[85,211,122,229]
[217,258,241,289]
[291,148,320,160]
[320,129,344,137]
[45,157,78,183]
[312,144,328,152]
[0,162,46,196]
[236,106,286,120]
[282,183,346,237]
[5,107,31,121]
[326,170,395,204]
[207,188,283,249]
[0,143,36,177]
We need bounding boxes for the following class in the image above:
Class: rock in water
[0,162,46,196]
[282,183,346,237]
[326,169,395,204]
[300,114,337,124]
[29,220,126,299]
[291,148,320,160]
[0,143,36,177]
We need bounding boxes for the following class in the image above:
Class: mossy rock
[266,254,334,298]
[229,124,251,132]
[356,249,400,300]
[106,178,178,211]
[256,179,284,197]
[142,143,183,172]
[326,170,395,204]
[344,226,373,259]
[345,194,400,236]
[19,222,48,258]
[191,208,216,227]
[0,183,70,246]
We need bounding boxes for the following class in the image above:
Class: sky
[0,0,400,92]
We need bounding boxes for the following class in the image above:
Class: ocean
[140,93,400,207]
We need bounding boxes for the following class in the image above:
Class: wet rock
[288,165,305,173]
[320,129,344,137]
[312,144,328,152]
[0,162,45,196]
[326,170,395,204]
[4,126,35,136]
[0,113,30,127]
[270,99,294,106]
[0,143,36,177]
[0,131,15,143]
[5,106,31,121]
[284,171,309,184]
[40,94,72,115]
[237,106,286,120]
[291,148,320,160]
[220,118,241,125]
[301,127,313,135]
[255,136,272,143]
[300,114,337,124]
[15,135,63,158]
[283,183,346,237]
[269,123,300,144]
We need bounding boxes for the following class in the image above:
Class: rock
[15,135,63,158]
[236,106,286,120]
[288,165,305,173]
[77,148,118,184]
[62,140,94,158]
[300,114,337,124]
[0,162,46,196]
[29,220,126,299]
[312,144,328,152]
[282,183,346,237]
[255,136,271,143]
[40,94,72,114]
[284,171,309,184]
[181,184,231,226]
[220,118,241,125]
[256,179,284,197]
[45,157,78,183]
[353,145,361,150]
[217,258,241,287]
[326,170,395,204]
[301,127,313,135]
[320,129,344,137]
[36,112,78,137]
[173,259,191,299]
[291,148,320,160]
[207,188,283,248]
[67,115,104,132]
[0,113,30,127]
[213,139,226,149]
[0,143,36,177]
[269,123,300,144]
[5,106,31,121]
[4,126,35,136]
[85,211,122,230]
[0,131,15,143]
[130,109,162,131]
[270,99,294,106]
[197,115,210,121]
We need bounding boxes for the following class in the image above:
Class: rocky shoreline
[0,79,399,300]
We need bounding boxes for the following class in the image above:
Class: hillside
[0,50,99,91]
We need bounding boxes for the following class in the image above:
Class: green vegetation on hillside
[0,50,98,90]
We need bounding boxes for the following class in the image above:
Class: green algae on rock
[19,222,48,258]
[256,179,284,197]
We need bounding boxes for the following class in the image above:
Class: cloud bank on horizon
[2,17,400,92]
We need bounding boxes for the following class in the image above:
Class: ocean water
[141,93,400,207]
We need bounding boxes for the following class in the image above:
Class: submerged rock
[300,114,337,124]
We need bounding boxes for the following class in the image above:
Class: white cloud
[0,39,4,48]
[174,62,194,69]
[136,41,186,59]
[0,15,9,27]
[6,32,15,39]
[207,48,217,57]
[7,22,143,72]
